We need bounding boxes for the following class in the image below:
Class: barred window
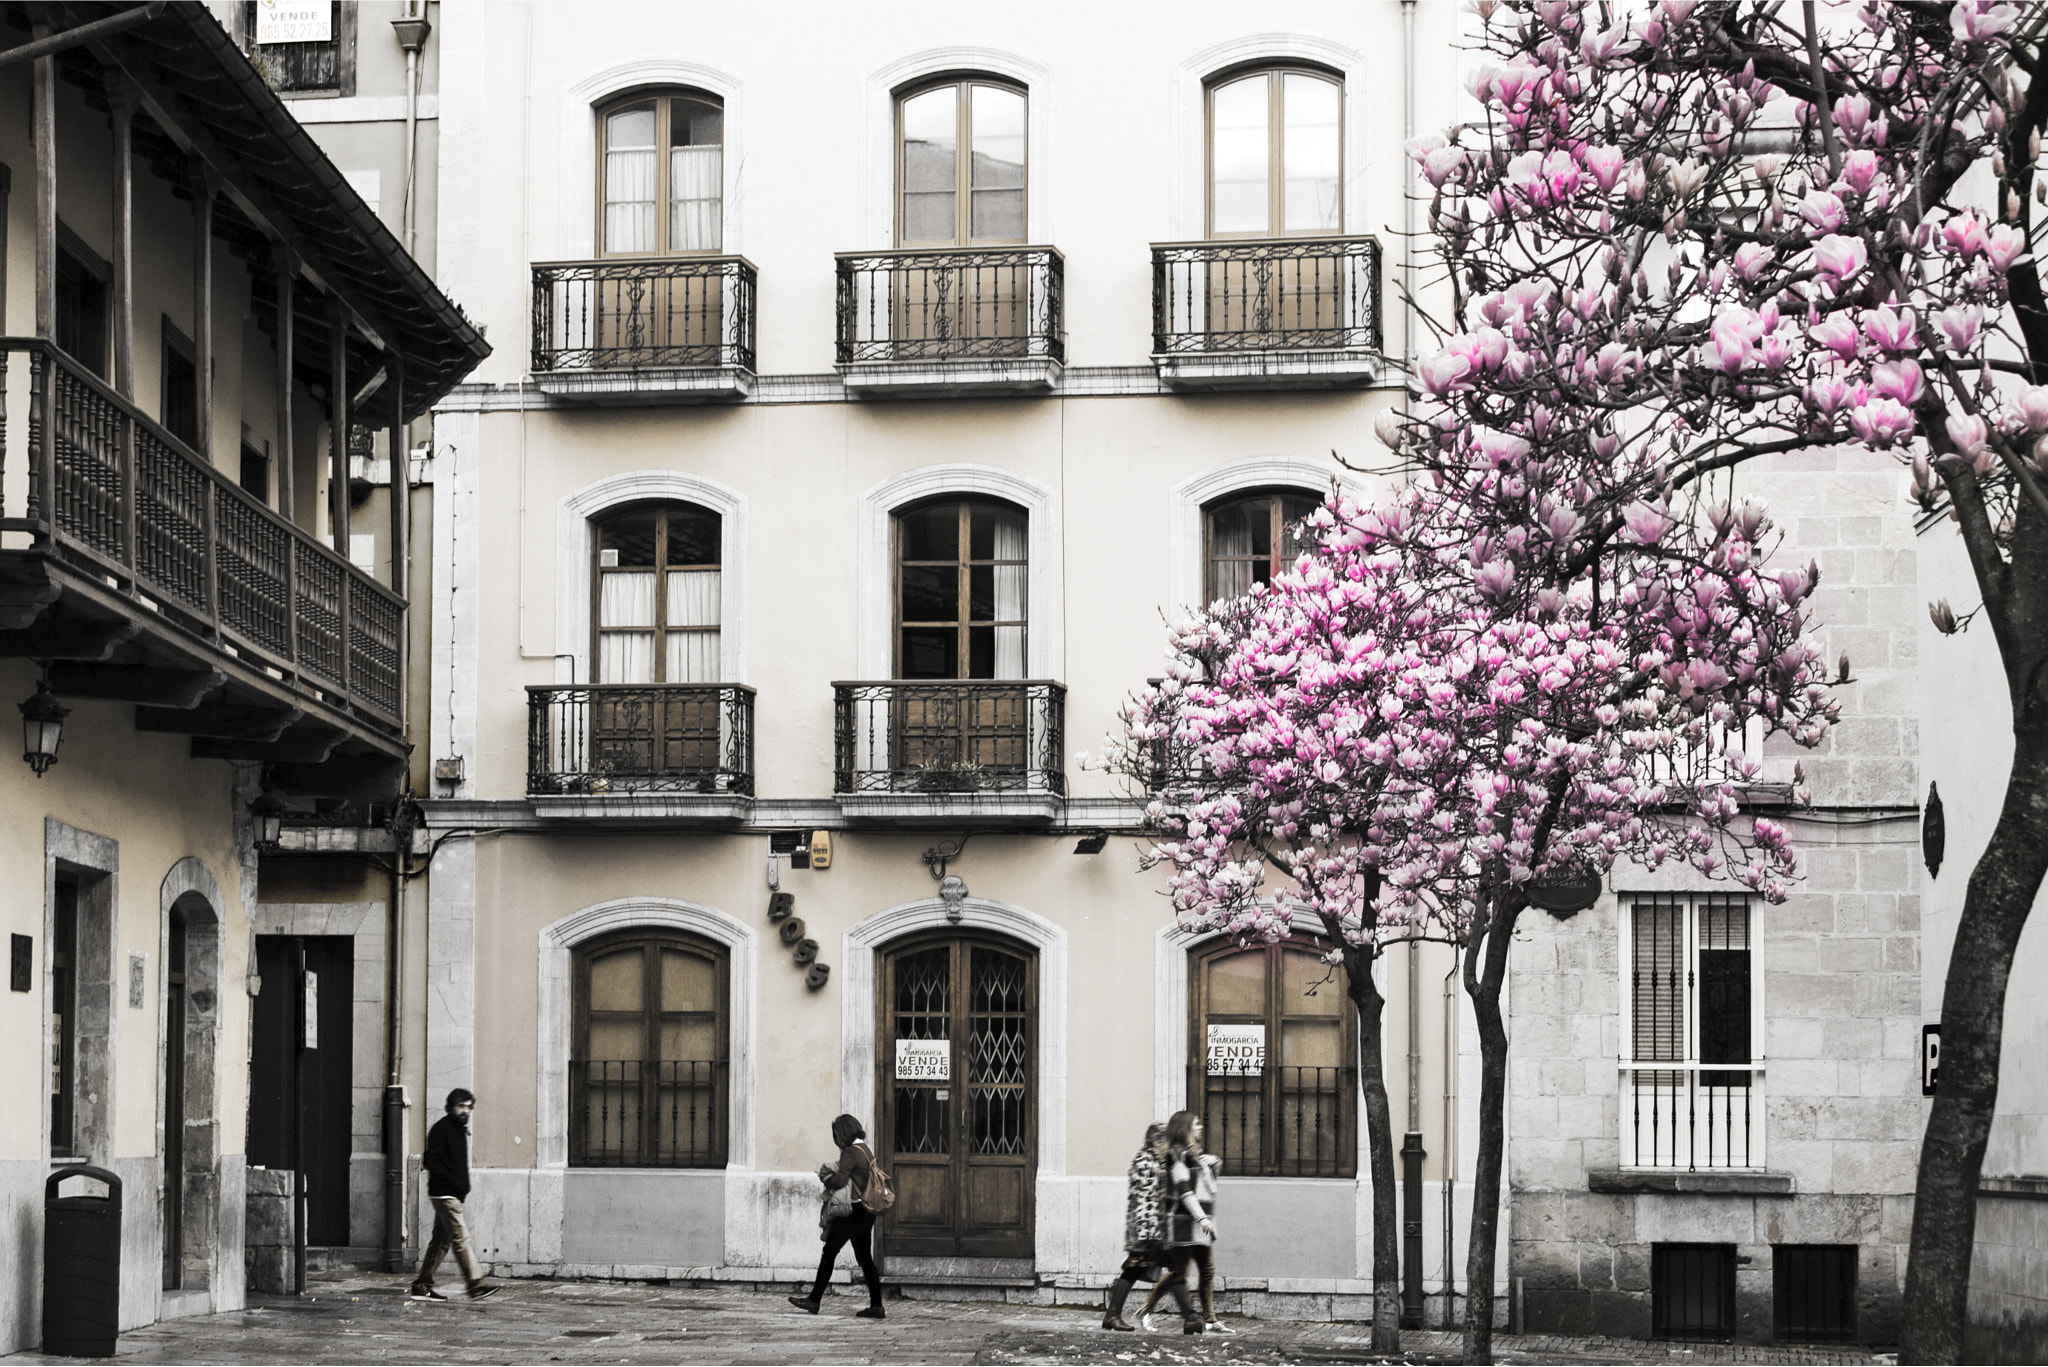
[1188,938,1355,1177]
[571,930,728,1167]
[1622,895,1759,1170]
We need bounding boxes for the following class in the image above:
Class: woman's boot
[1169,1279,1203,1334]
[1102,1278,1137,1331]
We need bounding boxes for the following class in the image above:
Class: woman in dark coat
[1102,1122,1195,1331]
[789,1113,886,1318]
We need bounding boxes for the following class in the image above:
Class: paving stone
[0,1270,1892,1366]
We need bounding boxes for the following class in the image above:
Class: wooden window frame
[594,89,725,259]
[1203,64,1345,240]
[236,2,358,98]
[1202,489,1321,604]
[892,498,1028,680]
[161,316,199,451]
[569,928,731,1169]
[1186,936,1357,1178]
[589,501,721,685]
[894,76,1028,248]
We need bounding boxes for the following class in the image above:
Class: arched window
[1204,489,1320,603]
[897,78,1027,246]
[572,929,729,1167]
[894,498,1026,679]
[599,90,724,255]
[1206,66,1343,238]
[592,501,722,683]
[1189,936,1356,1177]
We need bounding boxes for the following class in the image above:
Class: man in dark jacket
[408,1089,499,1301]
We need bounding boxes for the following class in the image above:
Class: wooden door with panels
[877,935,1035,1260]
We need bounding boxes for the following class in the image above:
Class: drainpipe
[1398,0,1427,1334]
[384,2,430,1277]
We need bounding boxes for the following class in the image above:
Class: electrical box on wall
[809,831,832,869]
[771,830,814,870]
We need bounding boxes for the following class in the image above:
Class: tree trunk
[1461,903,1517,1366]
[1901,727,2048,1363]
[1347,945,1403,1354]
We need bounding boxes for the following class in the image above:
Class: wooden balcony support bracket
[137,700,301,742]
[47,661,225,709]
[0,616,138,662]
[191,721,345,765]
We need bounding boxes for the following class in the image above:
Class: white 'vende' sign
[894,1039,949,1081]
[1205,1023,1265,1076]
[258,0,332,45]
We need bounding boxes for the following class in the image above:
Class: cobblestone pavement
[5,1272,1895,1366]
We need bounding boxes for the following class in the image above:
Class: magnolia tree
[1097,480,1834,1363]
[1411,2,2048,1359]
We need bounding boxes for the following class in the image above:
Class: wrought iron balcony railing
[527,683,755,797]
[833,680,1065,796]
[1194,1064,1358,1178]
[1151,236,1383,355]
[571,1059,728,1169]
[532,257,757,373]
[0,338,403,730]
[835,248,1064,365]
[1620,1061,1764,1170]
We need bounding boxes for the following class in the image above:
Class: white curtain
[993,516,1026,679]
[599,572,656,683]
[670,147,722,252]
[1209,513,1255,602]
[605,148,656,253]
[664,569,721,683]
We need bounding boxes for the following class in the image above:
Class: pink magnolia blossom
[1814,234,1868,282]
[1988,224,2027,273]
[1863,305,1919,353]
[1848,397,1918,447]
[1809,316,1861,361]
[1871,359,1925,405]
[1945,413,1990,457]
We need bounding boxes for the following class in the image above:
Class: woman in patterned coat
[1101,1122,1193,1330]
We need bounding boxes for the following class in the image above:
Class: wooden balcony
[832,679,1065,823]
[1150,236,1384,390]
[0,338,405,797]
[531,258,757,404]
[834,248,1064,397]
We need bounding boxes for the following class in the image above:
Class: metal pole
[293,937,307,1297]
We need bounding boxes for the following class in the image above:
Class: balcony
[1619,1062,1765,1172]
[1150,236,1383,390]
[530,258,757,404]
[835,248,1064,397]
[527,683,755,821]
[0,339,405,795]
[833,680,1065,822]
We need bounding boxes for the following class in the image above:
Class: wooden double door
[878,934,1035,1260]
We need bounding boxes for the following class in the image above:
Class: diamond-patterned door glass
[894,946,951,1155]
[969,947,1028,1155]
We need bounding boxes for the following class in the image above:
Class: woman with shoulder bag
[789,1113,886,1319]
[1103,1121,1192,1331]
[1135,1110,1222,1334]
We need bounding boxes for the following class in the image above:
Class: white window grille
[1619,894,1763,1170]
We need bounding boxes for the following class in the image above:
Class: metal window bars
[0,338,405,731]
[570,1059,727,1168]
[527,684,756,796]
[1623,894,1760,1171]
[531,258,757,373]
[832,680,1065,796]
[1151,236,1382,355]
[835,248,1064,364]
[1196,1064,1357,1178]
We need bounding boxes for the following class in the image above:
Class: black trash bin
[43,1165,122,1357]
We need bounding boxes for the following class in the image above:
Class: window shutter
[1630,898,1684,1064]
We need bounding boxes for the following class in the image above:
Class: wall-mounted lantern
[251,792,290,850]
[18,681,68,777]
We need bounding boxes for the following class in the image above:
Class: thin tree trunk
[1347,944,1403,1354]
[1901,728,2048,1363]
[1461,901,1517,1366]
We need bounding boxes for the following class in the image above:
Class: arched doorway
[163,903,187,1290]
[159,873,223,1296]
[877,932,1035,1260]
